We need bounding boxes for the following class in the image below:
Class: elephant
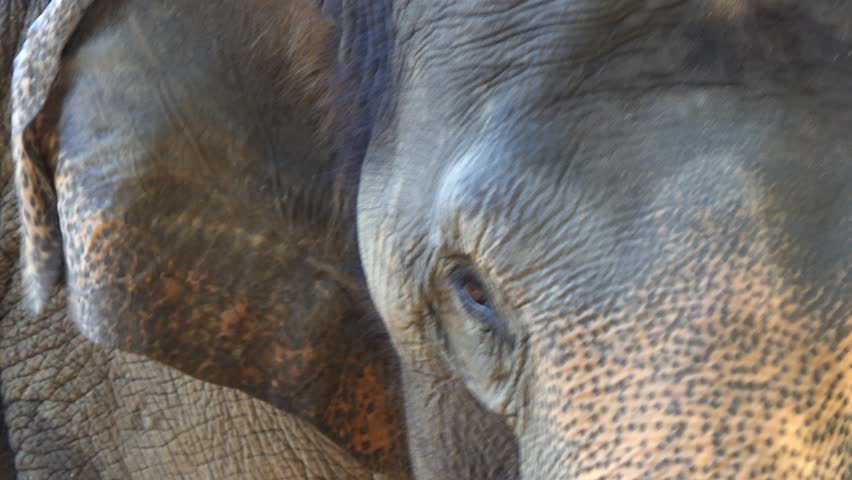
[2,0,851,478]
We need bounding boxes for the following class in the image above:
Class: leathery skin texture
[4,0,852,478]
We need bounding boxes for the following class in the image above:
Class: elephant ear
[11,0,407,474]
[11,0,95,312]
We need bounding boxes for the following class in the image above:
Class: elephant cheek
[401,367,521,480]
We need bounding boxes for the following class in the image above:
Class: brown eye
[462,277,488,306]
[448,266,515,345]
[452,269,492,310]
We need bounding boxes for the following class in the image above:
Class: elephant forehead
[395,0,852,100]
[428,85,851,300]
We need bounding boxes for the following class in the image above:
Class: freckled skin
[7,0,852,478]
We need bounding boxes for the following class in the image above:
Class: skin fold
[3,0,851,479]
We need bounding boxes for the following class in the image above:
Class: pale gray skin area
[3,0,852,479]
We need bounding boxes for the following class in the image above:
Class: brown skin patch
[219,303,248,338]
[325,365,405,465]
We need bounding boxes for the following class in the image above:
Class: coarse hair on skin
[218,0,396,237]
[289,0,397,235]
[227,0,337,141]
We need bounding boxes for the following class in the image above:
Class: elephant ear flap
[11,0,95,312]
[11,0,408,473]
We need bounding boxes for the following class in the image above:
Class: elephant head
[11,0,851,478]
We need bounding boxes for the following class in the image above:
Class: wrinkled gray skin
[0,1,382,478]
[4,0,852,479]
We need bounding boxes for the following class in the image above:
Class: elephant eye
[452,269,492,311]
[436,264,522,415]
[448,267,514,345]
[460,274,488,306]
